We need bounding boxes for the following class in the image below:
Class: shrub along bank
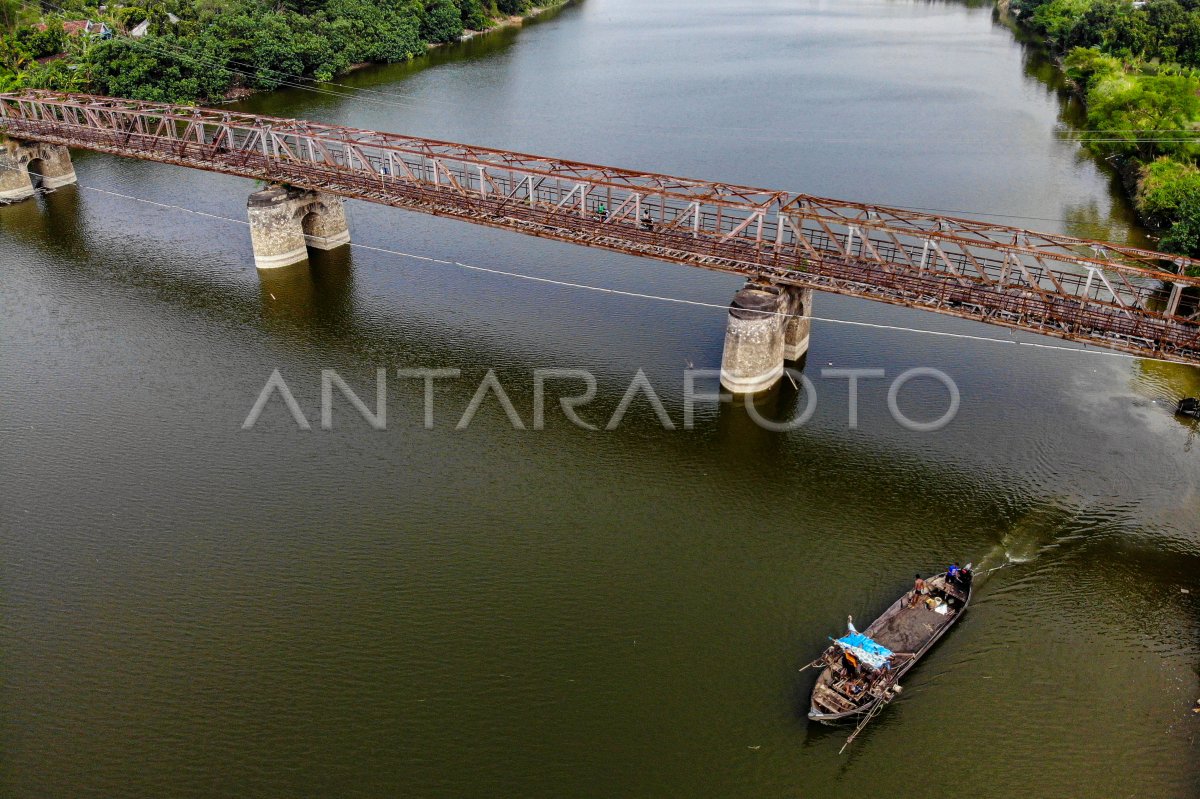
[1013,0,1200,271]
[0,0,555,104]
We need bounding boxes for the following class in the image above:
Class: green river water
[2,0,1199,796]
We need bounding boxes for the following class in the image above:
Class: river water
[2,0,1198,796]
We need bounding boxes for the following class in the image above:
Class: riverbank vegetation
[1012,0,1200,271]
[0,0,550,104]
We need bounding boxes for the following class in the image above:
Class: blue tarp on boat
[833,632,894,670]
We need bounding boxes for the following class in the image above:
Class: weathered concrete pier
[0,138,76,201]
[3,92,1200,377]
[246,185,350,269]
[719,283,812,393]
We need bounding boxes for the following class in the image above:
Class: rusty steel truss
[3,90,1200,364]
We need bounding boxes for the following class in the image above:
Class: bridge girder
[2,90,1199,364]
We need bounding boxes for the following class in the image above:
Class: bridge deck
[2,91,1198,365]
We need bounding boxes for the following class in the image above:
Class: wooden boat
[808,569,972,724]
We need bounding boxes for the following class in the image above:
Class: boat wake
[973,504,1074,578]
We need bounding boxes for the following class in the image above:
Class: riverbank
[4,3,1198,795]
[217,1,570,102]
[458,1,567,42]
[989,6,1147,217]
[993,0,1200,272]
[0,0,571,106]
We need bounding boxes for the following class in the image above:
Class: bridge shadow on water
[7,183,1197,526]
[8,183,1194,502]
[257,250,357,330]
[8,182,1200,774]
[0,180,84,246]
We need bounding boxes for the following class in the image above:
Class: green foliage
[14,23,67,59]
[1022,0,1200,65]
[1083,70,1200,160]
[0,0,21,33]
[0,0,554,103]
[1030,0,1095,43]
[421,0,464,43]
[322,0,422,63]
[1137,157,1200,223]
[113,7,147,31]
[19,55,86,90]
[1064,45,1124,86]
[1063,0,1154,57]
[1159,192,1200,263]
[460,0,489,30]
[1133,158,1200,266]
[1009,0,1200,257]
[204,11,307,90]
[85,35,232,103]
[0,31,28,71]
[495,0,529,15]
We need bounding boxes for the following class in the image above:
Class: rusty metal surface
[3,90,1199,364]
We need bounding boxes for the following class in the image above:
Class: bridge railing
[2,90,1199,362]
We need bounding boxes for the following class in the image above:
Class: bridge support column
[28,143,76,188]
[0,144,33,202]
[782,286,813,361]
[1,139,76,202]
[247,185,350,270]
[720,283,787,394]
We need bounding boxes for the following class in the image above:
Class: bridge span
[2,91,1199,390]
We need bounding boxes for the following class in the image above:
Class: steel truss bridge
[3,91,1200,365]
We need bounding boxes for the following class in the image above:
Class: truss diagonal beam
[2,90,1199,364]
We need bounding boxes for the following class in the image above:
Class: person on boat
[909,574,927,606]
[640,209,654,231]
[595,203,608,221]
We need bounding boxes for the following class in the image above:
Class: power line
[15,0,431,110]
[12,0,1194,236]
[19,3,1200,143]
[3,164,1193,367]
[6,1,1192,248]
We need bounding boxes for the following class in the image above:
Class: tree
[1065,0,1131,52]
[421,0,463,43]
[0,0,21,33]
[14,22,67,59]
[1085,72,1200,160]
[205,11,306,90]
[320,0,421,64]
[278,0,326,13]
[1064,45,1124,87]
[1160,193,1200,266]
[460,0,489,30]
[1137,156,1200,226]
[1031,0,1096,47]
[85,35,232,103]
[496,0,528,15]
[0,32,30,72]
[20,56,86,90]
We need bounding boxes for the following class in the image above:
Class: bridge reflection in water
[2,90,1198,389]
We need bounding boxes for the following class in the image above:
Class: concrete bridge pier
[247,185,350,270]
[0,139,77,202]
[783,286,813,361]
[719,283,788,393]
